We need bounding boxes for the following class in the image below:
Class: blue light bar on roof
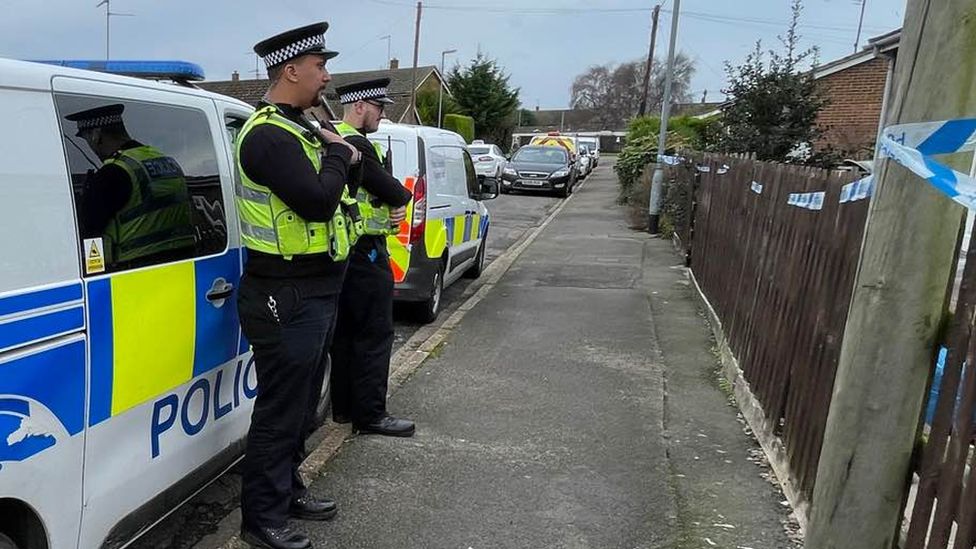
[30,60,206,81]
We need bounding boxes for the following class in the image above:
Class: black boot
[240,524,311,549]
[290,493,338,521]
[354,415,416,437]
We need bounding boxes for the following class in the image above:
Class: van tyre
[464,237,487,279]
[0,533,19,549]
[416,261,445,324]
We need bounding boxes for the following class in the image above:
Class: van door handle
[464,210,476,215]
[206,278,235,305]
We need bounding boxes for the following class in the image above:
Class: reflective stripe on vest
[334,121,398,236]
[102,145,195,263]
[235,105,352,260]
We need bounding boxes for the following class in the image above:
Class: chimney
[389,58,399,70]
[232,71,240,82]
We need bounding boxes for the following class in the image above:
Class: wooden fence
[679,154,870,506]
[903,223,976,548]
[662,151,976,545]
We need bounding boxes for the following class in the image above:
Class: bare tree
[570,53,695,129]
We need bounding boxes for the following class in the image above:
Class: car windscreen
[468,146,490,155]
[513,147,568,164]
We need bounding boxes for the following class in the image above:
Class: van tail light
[410,175,427,245]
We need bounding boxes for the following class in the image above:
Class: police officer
[235,22,361,549]
[67,104,195,269]
[329,78,415,437]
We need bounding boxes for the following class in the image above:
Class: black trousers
[238,274,338,529]
[330,244,395,425]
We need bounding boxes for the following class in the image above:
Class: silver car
[468,141,508,180]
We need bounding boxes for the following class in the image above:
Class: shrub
[443,114,475,143]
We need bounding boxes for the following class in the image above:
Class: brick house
[198,59,450,124]
[813,29,900,159]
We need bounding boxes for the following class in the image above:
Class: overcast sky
[1,0,905,109]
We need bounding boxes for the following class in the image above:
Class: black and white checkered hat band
[77,114,123,131]
[339,87,388,104]
[263,34,325,67]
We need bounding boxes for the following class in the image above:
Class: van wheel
[416,261,445,324]
[464,237,488,279]
[0,533,19,549]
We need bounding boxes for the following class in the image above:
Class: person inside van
[67,103,196,269]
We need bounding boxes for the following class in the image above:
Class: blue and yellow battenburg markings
[88,251,242,426]
[442,214,485,250]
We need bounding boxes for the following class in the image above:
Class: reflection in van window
[369,137,409,182]
[431,146,468,198]
[56,95,227,274]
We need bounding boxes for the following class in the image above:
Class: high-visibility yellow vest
[102,145,195,263]
[335,121,399,236]
[235,105,353,261]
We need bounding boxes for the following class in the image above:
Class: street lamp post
[438,48,457,128]
[381,35,391,68]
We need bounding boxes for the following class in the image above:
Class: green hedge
[443,114,475,143]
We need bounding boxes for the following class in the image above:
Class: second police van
[368,121,498,323]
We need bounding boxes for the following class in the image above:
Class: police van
[367,121,498,323]
[0,58,272,549]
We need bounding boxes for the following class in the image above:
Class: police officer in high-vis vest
[235,22,361,549]
[67,104,196,270]
[329,78,415,437]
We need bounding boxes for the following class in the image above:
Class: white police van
[0,59,268,549]
[367,121,498,323]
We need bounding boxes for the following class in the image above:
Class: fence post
[806,1,975,547]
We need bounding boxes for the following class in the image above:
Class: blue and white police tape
[840,175,874,204]
[751,181,763,194]
[696,164,730,174]
[788,191,825,211]
[878,118,976,209]
[658,154,685,166]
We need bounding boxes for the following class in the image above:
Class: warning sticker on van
[84,238,105,274]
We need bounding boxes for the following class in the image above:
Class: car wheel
[559,185,571,198]
[416,260,445,324]
[0,533,19,549]
[464,235,488,279]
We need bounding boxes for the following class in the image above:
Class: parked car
[467,140,507,180]
[370,122,499,323]
[578,136,600,167]
[502,144,578,198]
[577,144,593,177]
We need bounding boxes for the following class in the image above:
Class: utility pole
[408,1,423,124]
[806,1,975,547]
[647,0,680,234]
[96,0,133,61]
[637,5,660,117]
[438,48,456,128]
[854,0,867,52]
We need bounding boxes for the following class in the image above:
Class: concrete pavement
[300,161,798,548]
